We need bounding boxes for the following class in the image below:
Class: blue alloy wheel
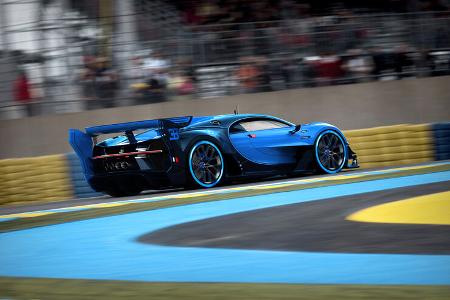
[189,141,224,188]
[315,130,347,174]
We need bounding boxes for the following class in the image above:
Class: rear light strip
[92,150,163,160]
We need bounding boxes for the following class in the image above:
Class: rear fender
[179,129,240,176]
[179,129,233,154]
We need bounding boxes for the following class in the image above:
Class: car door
[229,118,301,165]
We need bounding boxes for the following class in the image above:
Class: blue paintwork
[68,129,94,181]
[69,114,353,192]
[0,171,449,284]
[315,130,348,174]
[230,127,299,165]
[69,116,207,186]
[188,141,224,187]
[99,117,220,147]
[65,153,102,198]
[85,119,160,136]
[228,119,347,166]
[85,116,212,136]
[302,122,348,143]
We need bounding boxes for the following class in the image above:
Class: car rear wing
[68,116,193,181]
[84,116,193,136]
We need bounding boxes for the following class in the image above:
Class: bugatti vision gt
[69,114,358,196]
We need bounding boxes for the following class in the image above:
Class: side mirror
[289,124,301,134]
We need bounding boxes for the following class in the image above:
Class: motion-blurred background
[1,0,449,116]
[1,3,450,299]
[0,0,449,159]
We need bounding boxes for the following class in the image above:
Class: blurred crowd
[67,44,449,108]
[7,0,450,116]
[175,0,450,25]
[79,56,119,110]
[204,46,448,96]
[177,0,282,25]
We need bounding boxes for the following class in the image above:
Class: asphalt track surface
[141,181,450,255]
[0,164,442,215]
[0,176,365,216]
[0,167,449,285]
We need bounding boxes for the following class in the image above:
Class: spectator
[128,56,146,84]
[196,0,221,25]
[372,48,403,80]
[78,56,96,110]
[342,49,375,82]
[236,57,261,93]
[280,57,299,89]
[13,70,34,117]
[300,56,320,87]
[93,57,119,109]
[143,51,170,101]
[315,52,344,85]
[168,70,195,96]
[256,56,273,92]
[178,59,197,85]
[143,51,170,88]
[394,45,417,78]
[127,56,149,105]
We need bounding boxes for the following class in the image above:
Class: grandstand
[0,0,449,119]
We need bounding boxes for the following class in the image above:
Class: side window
[230,123,246,133]
[230,119,289,133]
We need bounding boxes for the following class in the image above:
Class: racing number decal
[168,128,180,140]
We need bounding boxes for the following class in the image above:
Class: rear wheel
[187,140,225,188]
[314,130,347,174]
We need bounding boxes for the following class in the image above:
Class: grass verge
[1,277,449,300]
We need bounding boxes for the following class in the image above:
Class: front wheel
[314,130,347,174]
[187,140,225,188]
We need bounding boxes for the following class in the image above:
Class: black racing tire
[314,130,347,174]
[185,139,225,189]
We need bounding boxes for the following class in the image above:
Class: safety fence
[0,122,449,205]
[1,11,450,119]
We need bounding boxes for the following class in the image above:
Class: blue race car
[69,114,358,196]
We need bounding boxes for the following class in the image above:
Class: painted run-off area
[348,191,450,225]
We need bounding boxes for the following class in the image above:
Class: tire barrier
[0,122,448,204]
[344,124,435,169]
[0,155,73,205]
[432,122,450,161]
[66,153,102,199]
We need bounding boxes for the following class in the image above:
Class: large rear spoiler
[68,116,193,182]
[85,116,193,136]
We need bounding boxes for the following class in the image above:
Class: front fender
[302,122,349,145]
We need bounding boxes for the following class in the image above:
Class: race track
[0,162,449,286]
[141,182,450,254]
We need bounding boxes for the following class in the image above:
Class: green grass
[1,163,449,234]
[1,277,449,300]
